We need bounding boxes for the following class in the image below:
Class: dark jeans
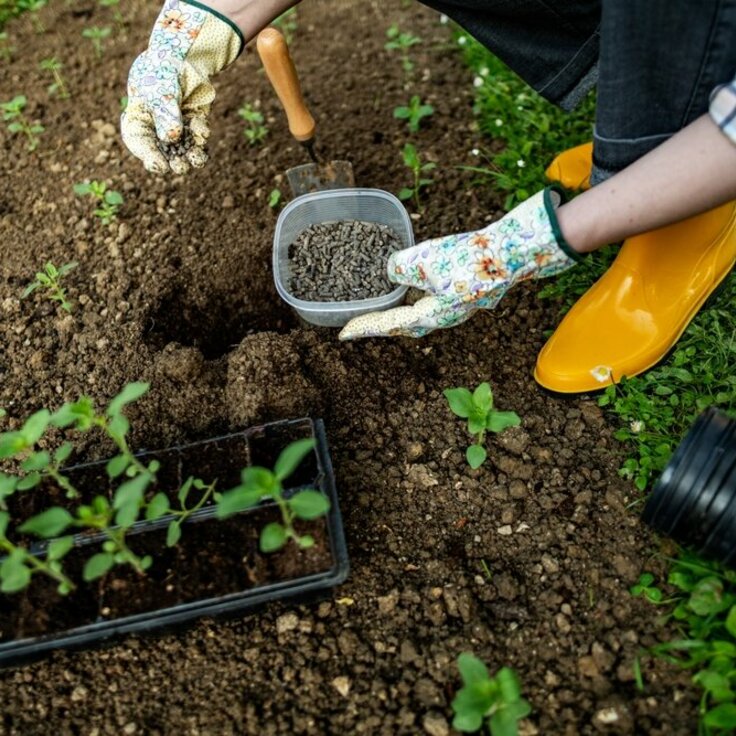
[419,0,736,183]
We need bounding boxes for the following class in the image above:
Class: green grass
[457,30,736,735]
[456,30,595,210]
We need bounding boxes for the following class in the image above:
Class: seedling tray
[0,418,348,667]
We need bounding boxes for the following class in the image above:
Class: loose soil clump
[288,220,400,301]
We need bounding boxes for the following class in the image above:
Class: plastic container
[0,418,348,667]
[273,188,413,327]
[642,408,736,565]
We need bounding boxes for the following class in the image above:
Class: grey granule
[288,220,402,302]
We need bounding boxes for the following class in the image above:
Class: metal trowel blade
[286,160,355,198]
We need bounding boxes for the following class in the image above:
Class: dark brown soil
[0,1,698,734]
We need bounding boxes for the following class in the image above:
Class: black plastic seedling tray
[0,418,348,667]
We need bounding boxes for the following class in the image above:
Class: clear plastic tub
[273,188,413,327]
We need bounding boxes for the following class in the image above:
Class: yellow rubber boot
[534,201,736,394]
[545,142,593,191]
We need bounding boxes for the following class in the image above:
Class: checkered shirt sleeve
[710,76,736,145]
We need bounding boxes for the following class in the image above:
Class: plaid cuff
[710,77,736,146]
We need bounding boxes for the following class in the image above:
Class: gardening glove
[339,188,582,340]
[121,0,243,174]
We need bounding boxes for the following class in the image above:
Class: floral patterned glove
[121,0,243,174]
[339,188,582,340]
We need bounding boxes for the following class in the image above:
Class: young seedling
[22,261,77,313]
[99,0,125,30]
[444,382,521,469]
[452,653,531,736]
[268,188,283,209]
[399,143,436,210]
[385,23,421,74]
[39,57,70,100]
[73,180,123,225]
[217,438,330,553]
[1,95,44,152]
[119,95,128,112]
[394,95,434,133]
[630,572,665,604]
[0,383,158,593]
[82,26,112,58]
[238,103,268,145]
[0,32,15,62]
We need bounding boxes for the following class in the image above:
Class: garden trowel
[257,27,355,197]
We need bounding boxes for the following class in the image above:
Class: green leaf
[468,410,487,435]
[458,653,490,685]
[83,552,114,581]
[112,473,150,511]
[241,466,278,494]
[398,188,414,201]
[104,190,123,205]
[106,454,129,479]
[46,535,74,561]
[0,431,26,459]
[166,521,182,547]
[106,382,150,417]
[0,473,17,502]
[496,667,523,703]
[467,445,487,469]
[260,522,287,553]
[274,438,316,482]
[0,555,31,593]
[289,490,330,520]
[487,411,521,433]
[444,388,475,419]
[216,486,265,518]
[146,493,170,521]
[108,413,130,439]
[178,477,194,506]
[0,510,9,538]
[704,703,736,729]
[18,507,73,538]
[16,472,41,490]
[472,383,493,414]
[54,442,73,464]
[726,605,736,638]
[20,409,50,445]
[115,500,140,528]
[50,397,95,429]
[297,534,315,548]
[21,451,50,472]
[689,577,731,616]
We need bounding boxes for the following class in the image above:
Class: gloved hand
[338,188,582,340]
[121,0,243,174]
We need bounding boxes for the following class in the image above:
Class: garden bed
[0,0,699,733]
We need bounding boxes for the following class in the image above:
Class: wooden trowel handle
[257,27,316,143]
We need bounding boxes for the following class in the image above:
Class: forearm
[557,114,736,253]
[205,0,301,43]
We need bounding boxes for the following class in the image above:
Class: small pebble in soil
[288,220,402,302]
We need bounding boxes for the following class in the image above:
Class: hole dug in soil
[146,286,298,360]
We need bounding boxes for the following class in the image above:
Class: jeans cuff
[558,63,598,112]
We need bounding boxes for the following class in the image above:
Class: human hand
[121,0,243,174]
[339,188,581,340]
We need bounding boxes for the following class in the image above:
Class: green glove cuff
[544,185,584,263]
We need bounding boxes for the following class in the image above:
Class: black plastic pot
[642,407,736,563]
[0,418,348,667]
